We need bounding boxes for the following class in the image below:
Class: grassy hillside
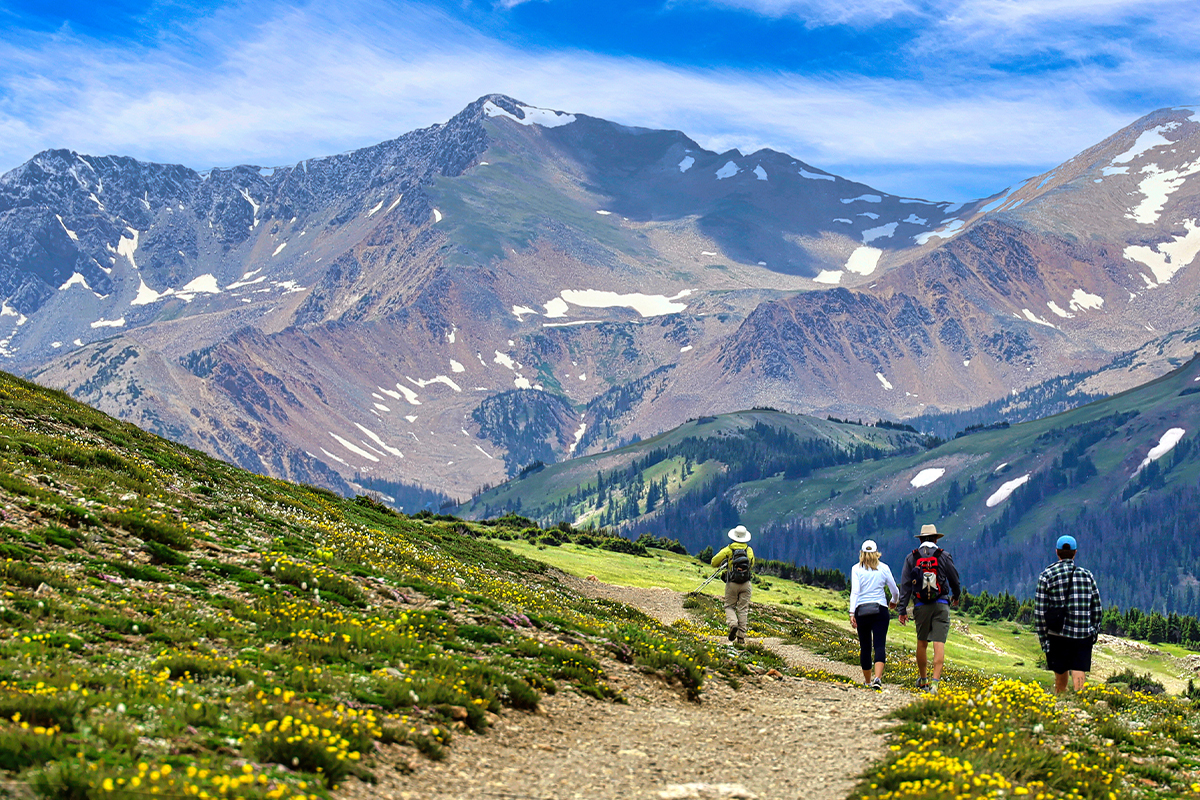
[0,371,788,798]
[460,356,1200,613]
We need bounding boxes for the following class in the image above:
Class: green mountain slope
[0,370,787,796]
[460,356,1200,613]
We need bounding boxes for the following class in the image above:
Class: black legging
[856,609,890,670]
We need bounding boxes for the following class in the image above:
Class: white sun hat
[728,525,752,543]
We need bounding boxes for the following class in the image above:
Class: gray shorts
[915,602,951,643]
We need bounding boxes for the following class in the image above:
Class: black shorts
[1046,635,1093,673]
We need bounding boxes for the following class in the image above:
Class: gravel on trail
[336,575,912,800]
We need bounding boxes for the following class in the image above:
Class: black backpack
[911,547,946,603]
[727,546,752,584]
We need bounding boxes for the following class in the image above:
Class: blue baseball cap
[1056,535,1077,550]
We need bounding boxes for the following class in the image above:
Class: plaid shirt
[1034,558,1102,650]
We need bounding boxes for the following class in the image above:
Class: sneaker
[916,677,929,691]
[736,637,746,646]
[870,677,883,691]
[728,626,738,642]
[928,681,939,695]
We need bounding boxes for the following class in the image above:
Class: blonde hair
[859,551,880,570]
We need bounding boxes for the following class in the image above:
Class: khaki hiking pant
[725,580,752,641]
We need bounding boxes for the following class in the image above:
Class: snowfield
[910,468,945,488]
[986,474,1031,507]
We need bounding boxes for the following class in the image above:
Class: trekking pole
[689,566,725,596]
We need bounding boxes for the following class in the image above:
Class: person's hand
[898,613,908,626]
[951,596,961,609]
[888,602,897,610]
[850,615,857,630]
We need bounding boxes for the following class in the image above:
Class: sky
[0,0,1195,201]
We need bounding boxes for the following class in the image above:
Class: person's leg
[915,640,928,679]
[1072,671,1087,691]
[1071,638,1092,691]
[872,612,889,682]
[723,581,738,639]
[1054,671,1069,694]
[735,583,751,642]
[857,614,873,681]
[930,642,946,680]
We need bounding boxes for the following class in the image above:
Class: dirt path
[339,578,909,800]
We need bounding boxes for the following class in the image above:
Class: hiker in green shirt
[711,525,755,644]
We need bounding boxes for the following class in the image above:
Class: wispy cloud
[0,0,1189,199]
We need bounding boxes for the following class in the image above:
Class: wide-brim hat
[916,523,944,540]
[728,525,752,543]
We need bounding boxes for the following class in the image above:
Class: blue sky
[0,0,1194,200]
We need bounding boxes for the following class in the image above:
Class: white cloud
[0,0,1187,200]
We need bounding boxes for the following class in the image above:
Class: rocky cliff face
[13,98,1200,497]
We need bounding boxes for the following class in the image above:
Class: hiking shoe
[736,637,746,646]
[916,677,929,691]
[728,627,738,642]
[928,681,940,695]
[870,677,883,691]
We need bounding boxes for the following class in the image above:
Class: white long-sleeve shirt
[849,562,899,614]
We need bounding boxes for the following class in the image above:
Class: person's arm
[747,545,755,566]
[848,565,861,615]
[710,545,731,569]
[884,564,899,607]
[942,550,962,605]
[1089,573,1103,640]
[1034,569,1050,652]
[896,553,913,618]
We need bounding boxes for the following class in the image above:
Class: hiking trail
[338,575,911,800]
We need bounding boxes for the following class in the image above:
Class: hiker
[1034,534,1102,694]
[896,523,961,694]
[711,525,755,644]
[849,539,899,690]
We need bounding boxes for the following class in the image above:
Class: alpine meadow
[3,0,1200,796]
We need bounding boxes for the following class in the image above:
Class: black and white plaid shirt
[1034,558,1102,649]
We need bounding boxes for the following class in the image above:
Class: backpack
[911,547,945,603]
[727,546,752,584]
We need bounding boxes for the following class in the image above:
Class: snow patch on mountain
[512,306,537,320]
[568,423,587,454]
[861,223,897,244]
[986,474,1030,507]
[678,156,695,173]
[367,200,384,217]
[841,194,881,204]
[238,188,260,230]
[90,317,125,329]
[845,247,882,275]
[56,215,78,241]
[354,423,403,457]
[799,168,835,181]
[1123,219,1200,283]
[483,100,576,128]
[407,375,462,392]
[450,359,465,373]
[1047,301,1073,319]
[330,432,378,462]
[117,228,139,268]
[910,468,945,488]
[1112,124,1178,164]
[754,165,768,181]
[1137,428,1186,473]
[596,210,612,215]
[541,289,691,318]
[915,219,964,244]
[902,214,928,226]
[432,209,443,223]
[1101,166,1128,176]
[813,270,842,284]
[272,242,287,257]
[1022,309,1058,328]
[1069,289,1104,312]
[716,161,740,180]
[1125,161,1200,224]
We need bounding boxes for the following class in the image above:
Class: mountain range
[2,95,1199,499]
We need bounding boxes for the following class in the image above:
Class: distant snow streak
[482,101,576,128]
[875,372,893,390]
[840,194,881,204]
[716,161,740,180]
[986,474,1030,507]
[1124,219,1200,283]
[678,156,695,173]
[910,468,945,488]
[1137,428,1186,473]
[799,168,835,181]
[813,270,842,284]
